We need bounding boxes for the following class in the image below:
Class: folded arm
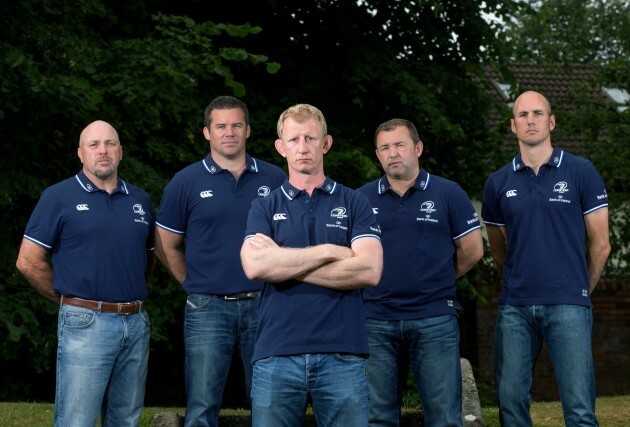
[297,236,383,290]
[241,233,382,289]
[16,238,59,304]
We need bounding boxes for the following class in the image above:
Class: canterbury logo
[506,190,517,198]
[76,204,89,211]
[200,190,213,198]
[273,213,287,221]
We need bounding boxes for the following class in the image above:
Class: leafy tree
[1,0,528,405]
[504,0,630,279]
[0,0,278,402]
[507,0,629,64]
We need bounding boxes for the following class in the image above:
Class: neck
[519,143,553,174]
[211,153,247,179]
[84,170,118,194]
[289,171,326,196]
[388,173,418,197]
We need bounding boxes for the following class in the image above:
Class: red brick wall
[475,280,630,401]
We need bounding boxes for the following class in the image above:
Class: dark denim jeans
[252,353,369,426]
[183,293,258,427]
[366,315,462,427]
[494,304,598,427]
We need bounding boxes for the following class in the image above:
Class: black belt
[212,292,261,301]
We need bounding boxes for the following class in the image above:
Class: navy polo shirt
[482,148,608,306]
[156,154,286,295]
[357,169,481,320]
[23,171,155,302]
[244,177,382,362]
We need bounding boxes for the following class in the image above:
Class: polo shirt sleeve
[349,191,381,243]
[156,175,188,234]
[481,175,504,227]
[23,188,63,250]
[448,184,481,240]
[244,197,272,240]
[579,161,609,215]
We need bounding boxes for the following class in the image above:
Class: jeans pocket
[335,353,366,363]
[61,309,96,329]
[186,293,211,310]
[138,309,151,325]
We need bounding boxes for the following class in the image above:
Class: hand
[246,233,279,250]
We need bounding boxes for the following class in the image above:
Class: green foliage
[0,0,559,405]
[505,0,630,279]
[0,0,279,402]
[507,0,630,64]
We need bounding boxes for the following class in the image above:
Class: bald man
[482,92,610,426]
[16,120,155,427]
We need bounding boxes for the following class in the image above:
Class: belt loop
[97,301,103,314]
[138,301,143,312]
[60,295,64,308]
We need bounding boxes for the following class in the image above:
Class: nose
[297,138,309,152]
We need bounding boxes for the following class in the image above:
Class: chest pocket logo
[330,207,348,219]
[200,190,213,198]
[76,204,89,211]
[553,182,569,194]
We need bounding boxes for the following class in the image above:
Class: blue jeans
[252,353,369,426]
[494,304,598,427]
[184,293,258,427]
[55,304,150,427]
[366,316,462,427]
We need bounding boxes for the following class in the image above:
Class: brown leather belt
[213,292,261,301]
[61,296,144,314]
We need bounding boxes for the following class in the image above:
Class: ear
[510,118,517,134]
[202,126,211,141]
[275,139,286,157]
[322,135,333,154]
[415,141,423,158]
[246,124,251,139]
[549,115,556,131]
[77,146,83,164]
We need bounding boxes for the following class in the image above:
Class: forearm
[16,259,58,304]
[454,231,483,279]
[588,243,611,293]
[155,248,187,285]
[297,256,382,290]
[242,241,351,283]
[455,255,479,279]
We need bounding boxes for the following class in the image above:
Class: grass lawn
[1,395,629,426]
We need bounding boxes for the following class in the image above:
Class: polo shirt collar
[376,169,430,195]
[74,170,129,194]
[202,153,259,175]
[280,177,338,201]
[512,147,564,171]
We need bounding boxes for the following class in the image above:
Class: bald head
[510,91,555,149]
[77,120,123,184]
[513,91,552,118]
[79,120,119,147]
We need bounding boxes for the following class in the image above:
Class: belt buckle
[117,301,139,314]
[223,295,239,301]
